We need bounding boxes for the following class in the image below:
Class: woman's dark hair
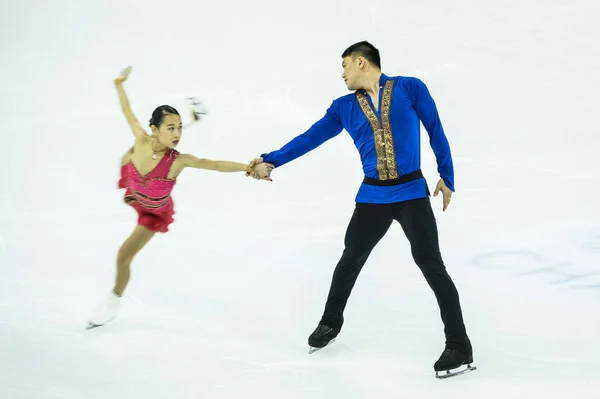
[149,105,179,127]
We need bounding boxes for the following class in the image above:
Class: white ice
[1,0,600,398]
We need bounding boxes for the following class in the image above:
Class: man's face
[342,56,361,90]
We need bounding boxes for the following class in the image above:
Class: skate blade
[435,364,477,379]
[308,339,336,354]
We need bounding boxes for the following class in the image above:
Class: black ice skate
[434,348,477,379]
[308,324,338,354]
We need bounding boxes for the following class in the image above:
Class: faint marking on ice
[355,0,378,25]
[471,250,600,291]
[454,156,600,180]
[471,250,543,270]
[285,89,303,116]
[580,235,600,250]
[128,294,151,309]
[0,321,81,337]
[0,325,10,357]
[485,344,600,365]
[0,388,79,399]
[536,167,600,180]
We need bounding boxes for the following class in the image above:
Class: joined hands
[246,157,274,181]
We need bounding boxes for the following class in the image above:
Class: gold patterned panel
[355,78,398,180]
[380,79,398,179]
[356,92,387,179]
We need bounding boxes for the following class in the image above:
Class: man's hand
[252,162,274,181]
[246,157,274,181]
[249,157,264,168]
[433,178,452,211]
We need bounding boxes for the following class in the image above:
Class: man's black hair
[341,41,381,69]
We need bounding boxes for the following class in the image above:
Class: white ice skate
[86,292,121,329]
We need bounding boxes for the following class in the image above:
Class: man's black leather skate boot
[434,348,473,370]
[308,324,338,348]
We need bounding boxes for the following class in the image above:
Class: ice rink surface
[1,0,599,397]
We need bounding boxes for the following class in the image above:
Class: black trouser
[319,197,472,353]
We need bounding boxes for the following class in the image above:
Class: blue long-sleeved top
[261,73,454,204]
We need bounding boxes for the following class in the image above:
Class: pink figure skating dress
[118,149,179,233]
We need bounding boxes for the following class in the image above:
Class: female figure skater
[87,67,273,328]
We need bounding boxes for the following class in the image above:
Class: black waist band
[363,169,424,186]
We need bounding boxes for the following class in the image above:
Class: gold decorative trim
[380,79,398,179]
[133,191,170,202]
[355,79,398,180]
[356,93,387,179]
[124,192,170,209]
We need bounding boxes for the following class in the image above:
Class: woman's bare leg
[87,224,155,327]
[113,224,155,296]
